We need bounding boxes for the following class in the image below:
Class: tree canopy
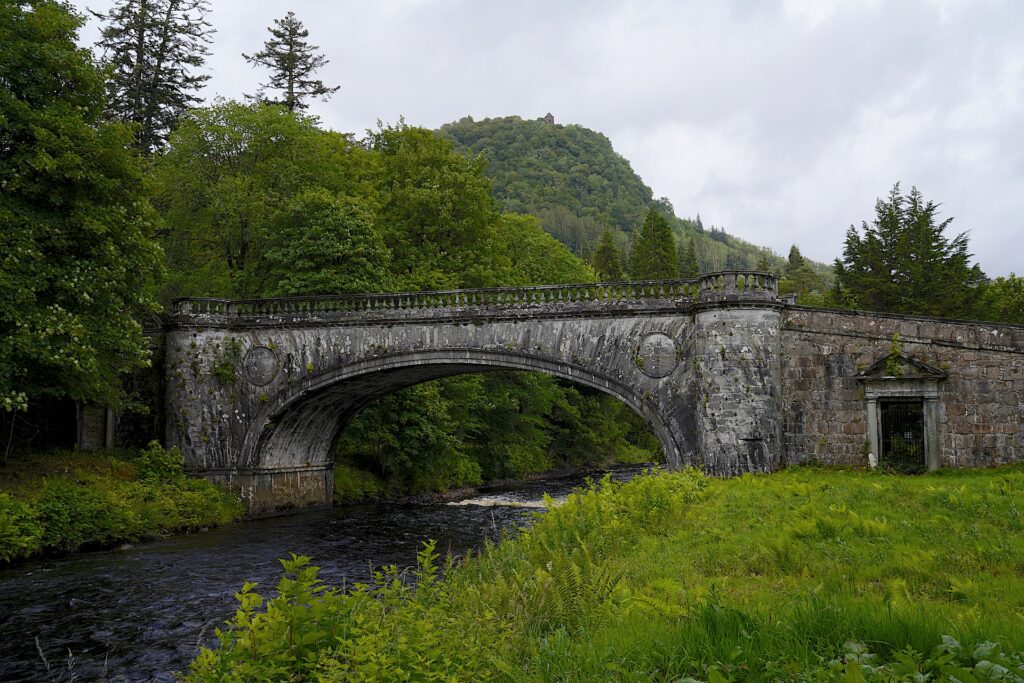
[243,11,339,112]
[628,208,677,279]
[779,245,825,304]
[440,115,792,274]
[591,228,626,281]
[151,100,367,300]
[94,0,213,152]
[0,1,162,412]
[978,274,1024,324]
[834,184,985,318]
[261,190,391,297]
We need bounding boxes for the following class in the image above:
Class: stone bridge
[166,271,1024,514]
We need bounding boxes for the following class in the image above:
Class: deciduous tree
[261,190,391,297]
[370,123,498,290]
[0,1,162,412]
[151,100,368,299]
[978,274,1024,323]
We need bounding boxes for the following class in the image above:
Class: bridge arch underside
[243,350,686,476]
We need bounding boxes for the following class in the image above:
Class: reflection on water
[0,464,646,682]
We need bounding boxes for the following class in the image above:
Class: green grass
[189,465,1024,681]
[0,442,244,563]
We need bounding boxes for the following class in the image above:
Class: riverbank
[0,442,244,564]
[189,465,1024,681]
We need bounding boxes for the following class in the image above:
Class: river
[0,465,645,682]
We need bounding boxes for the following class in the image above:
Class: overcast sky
[71,0,1024,275]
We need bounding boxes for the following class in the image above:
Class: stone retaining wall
[782,308,1024,467]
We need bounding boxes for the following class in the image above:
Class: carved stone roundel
[243,346,280,386]
[636,333,678,378]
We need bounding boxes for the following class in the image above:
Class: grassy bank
[190,466,1024,681]
[0,442,244,564]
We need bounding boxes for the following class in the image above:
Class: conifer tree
[243,12,339,112]
[834,184,984,317]
[680,237,700,278]
[94,0,212,153]
[787,244,806,270]
[591,229,625,280]
[779,245,823,302]
[628,208,677,279]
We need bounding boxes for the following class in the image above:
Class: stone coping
[170,271,778,319]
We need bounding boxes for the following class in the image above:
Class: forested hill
[440,115,788,272]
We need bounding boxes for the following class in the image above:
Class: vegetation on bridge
[188,465,1024,681]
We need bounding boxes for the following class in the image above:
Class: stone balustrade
[171,271,778,319]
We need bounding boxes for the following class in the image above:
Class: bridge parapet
[171,271,778,323]
[697,271,778,304]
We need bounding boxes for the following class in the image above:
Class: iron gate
[879,399,926,473]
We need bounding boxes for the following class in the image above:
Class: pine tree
[628,208,677,279]
[93,0,212,153]
[787,245,805,269]
[779,245,823,303]
[679,237,700,278]
[834,184,985,317]
[243,12,339,112]
[591,228,625,280]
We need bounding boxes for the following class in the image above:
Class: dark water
[0,465,644,682]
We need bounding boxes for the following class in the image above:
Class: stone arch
[240,349,684,473]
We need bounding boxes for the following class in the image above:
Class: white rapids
[447,493,564,508]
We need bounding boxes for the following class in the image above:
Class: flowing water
[0,465,645,682]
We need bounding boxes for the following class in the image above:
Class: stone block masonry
[166,273,780,515]
[164,272,1024,515]
[782,308,1024,468]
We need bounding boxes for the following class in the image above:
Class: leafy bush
[189,544,497,682]
[0,449,243,562]
[33,475,140,552]
[0,493,42,562]
[135,440,186,480]
[332,464,384,503]
[189,470,708,681]
[793,637,1024,683]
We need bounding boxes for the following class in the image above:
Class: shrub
[1,448,242,563]
[33,475,140,552]
[189,466,1024,681]
[332,464,384,503]
[0,493,43,562]
[136,440,186,480]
